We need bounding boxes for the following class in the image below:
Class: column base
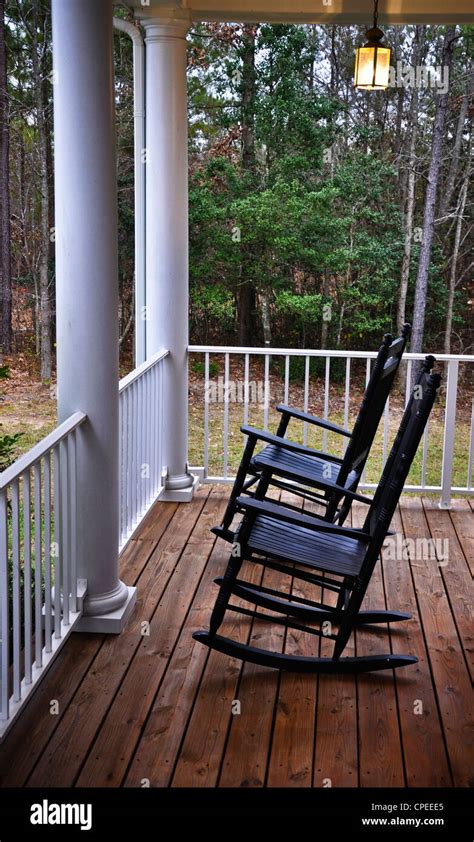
[160,472,199,502]
[76,584,137,634]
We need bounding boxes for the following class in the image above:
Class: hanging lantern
[354,0,391,90]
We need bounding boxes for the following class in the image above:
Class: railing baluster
[127,388,133,535]
[343,357,351,455]
[303,355,310,446]
[284,355,290,406]
[132,380,138,526]
[405,360,412,406]
[204,352,209,480]
[361,359,371,485]
[53,445,61,640]
[141,370,147,513]
[223,352,229,479]
[440,360,459,508]
[69,434,77,614]
[322,356,330,452]
[147,369,152,505]
[421,421,429,488]
[23,471,32,684]
[138,376,143,519]
[11,480,21,703]
[264,354,269,431]
[158,363,164,490]
[151,366,156,497]
[44,453,52,652]
[382,396,390,468]
[33,461,43,661]
[60,438,70,626]
[0,489,9,721]
[243,353,249,433]
[119,392,123,542]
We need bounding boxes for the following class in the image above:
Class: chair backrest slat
[337,323,411,487]
[358,369,441,581]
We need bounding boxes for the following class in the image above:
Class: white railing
[188,346,474,508]
[0,411,87,739]
[119,348,168,548]
[0,348,168,738]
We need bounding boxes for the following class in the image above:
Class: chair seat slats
[252,445,343,487]
[247,515,366,578]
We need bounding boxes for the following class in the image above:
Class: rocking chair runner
[193,369,441,674]
[216,324,412,543]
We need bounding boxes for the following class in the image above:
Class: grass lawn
[2,356,472,494]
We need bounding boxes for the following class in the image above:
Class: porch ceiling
[128,0,473,24]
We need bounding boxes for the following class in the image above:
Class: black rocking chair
[215,325,412,543]
[193,368,441,674]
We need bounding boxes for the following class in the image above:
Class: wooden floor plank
[422,498,474,680]
[0,634,103,787]
[446,499,474,577]
[134,501,178,542]
[400,497,473,787]
[124,522,258,788]
[169,559,263,788]
[216,566,286,788]
[26,490,210,788]
[265,492,318,788]
[73,488,220,788]
[313,507,358,788]
[352,502,405,788]
[382,505,452,787]
[170,489,286,788]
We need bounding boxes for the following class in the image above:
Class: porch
[0,487,471,788]
[1,0,473,781]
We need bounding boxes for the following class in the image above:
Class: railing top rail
[0,411,87,489]
[189,345,474,362]
[119,348,169,393]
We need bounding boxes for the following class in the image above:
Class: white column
[142,13,196,500]
[52,0,136,632]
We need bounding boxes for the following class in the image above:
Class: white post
[52,0,136,632]
[141,12,196,501]
[439,359,459,509]
[113,18,146,367]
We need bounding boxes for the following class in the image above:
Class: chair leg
[332,580,366,661]
[336,577,351,610]
[208,553,243,637]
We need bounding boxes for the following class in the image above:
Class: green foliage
[0,428,22,471]
[191,359,220,378]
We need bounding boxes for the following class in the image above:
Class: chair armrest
[241,426,344,464]
[235,496,371,542]
[277,404,352,438]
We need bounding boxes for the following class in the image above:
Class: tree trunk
[237,280,256,346]
[410,27,456,355]
[444,149,470,353]
[320,270,330,349]
[439,61,472,219]
[0,0,12,354]
[31,1,51,381]
[237,25,257,345]
[241,25,256,174]
[397,85,418,333]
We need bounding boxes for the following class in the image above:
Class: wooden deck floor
[0,486,472,788]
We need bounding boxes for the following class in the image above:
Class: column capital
[138,8,191,41]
